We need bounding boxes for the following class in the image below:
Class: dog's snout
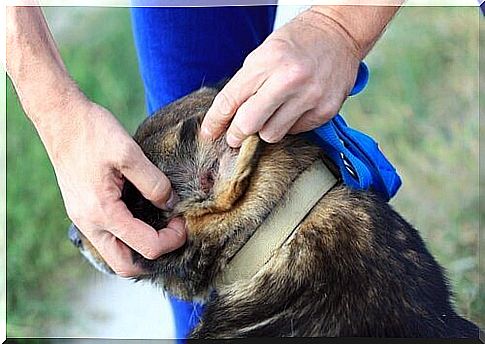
[68,224,83,249]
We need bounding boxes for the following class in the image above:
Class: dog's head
[68,87,321,300]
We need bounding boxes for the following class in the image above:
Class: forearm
[304,5,402,60]
[6,7,86,128]
[6,6,91,158]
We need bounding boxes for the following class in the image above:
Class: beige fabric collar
[215,159,338,288]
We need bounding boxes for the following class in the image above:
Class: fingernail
[164,191,179,211]
[226,133,241,148]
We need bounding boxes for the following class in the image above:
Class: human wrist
[295,8,364,60]
[13,73,86,128]
[6,6,87,130]
[307,5,400,60]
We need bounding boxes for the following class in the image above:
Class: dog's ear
[213,135,262,211]
[185,134,263,216]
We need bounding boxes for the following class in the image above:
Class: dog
[68,87,479,338]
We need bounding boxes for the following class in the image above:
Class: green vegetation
[343,8,485,326]
[6,6,482,337]
[342,7,481,326]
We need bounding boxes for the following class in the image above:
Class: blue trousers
[130,5,400,340]
[131,7,277,115]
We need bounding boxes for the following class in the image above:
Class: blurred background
[6,5,482,338]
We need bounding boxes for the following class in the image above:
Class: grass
[6,6,483,337]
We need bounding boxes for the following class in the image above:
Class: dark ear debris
[200,169,215,194]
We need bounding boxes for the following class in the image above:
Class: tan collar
[215,159,338,288]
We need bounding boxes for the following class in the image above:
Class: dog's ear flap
[211,135,262,212]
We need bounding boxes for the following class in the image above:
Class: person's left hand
[201,8,362,147]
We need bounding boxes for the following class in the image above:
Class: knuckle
[99,201,119,223]
[243,50,260,66]
[291,112,322,133]
[214,92,237,117]
[108,259,139,278]
[307,111,328,128]
[67,200,101,227]
[284,63,312,86]
[306,84,323,103]
[267,39,291,54]
[236,120,258,137]
[141,245,161,260]
[238,126,252,138]
[117,141,139,171]
[202,118,220,134]
[147,177,171,205]
[319,101,341,119]
[230,123,249,139]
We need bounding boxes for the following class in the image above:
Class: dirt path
[50,272,175,339]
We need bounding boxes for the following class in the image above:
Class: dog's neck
[215,158,338,288]
[160,137,337,300]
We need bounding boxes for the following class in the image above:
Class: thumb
[120,143,175,210]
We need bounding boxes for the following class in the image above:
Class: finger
[92,231,146,278]
[200,66,267,141]
[225,75,294,148]
[288,109,332,134]
[120,144,175,210]
[107,200,186,260]
[288,96,345,134]
[258,99,313,143]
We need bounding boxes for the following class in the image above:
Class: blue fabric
[130,6,401,340]
[349,62,369,96]
[131,6,277,115]
[168,294,204,339]
[309,114,402,201]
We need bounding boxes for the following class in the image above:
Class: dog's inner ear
[183,134,262,216]
[213,134,261,207]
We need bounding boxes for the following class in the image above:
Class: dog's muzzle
[68,223,83,249]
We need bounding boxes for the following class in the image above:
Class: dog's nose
[68,224,83,249]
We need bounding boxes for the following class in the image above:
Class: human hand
[201,8,362,147]
[6,6,186,278]
[41,97,186,277]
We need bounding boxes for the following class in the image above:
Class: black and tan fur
[69,87,479,338]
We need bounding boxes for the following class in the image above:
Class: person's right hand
[42,96,186,277]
